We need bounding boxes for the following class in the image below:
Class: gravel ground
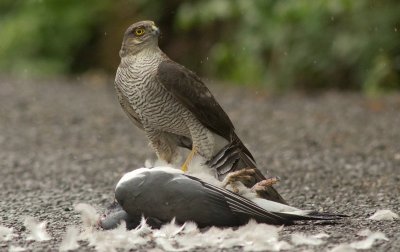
[0,77,399,251]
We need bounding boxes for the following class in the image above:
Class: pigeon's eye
[134,28,145,36]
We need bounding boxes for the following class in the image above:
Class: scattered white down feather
[23,216,51,241]
[236,220,291,252]
[153,218,183,239]
[349,229,389,249]
[69,202,392,252]
[74,203,100,240]
[73,206,153,252]
[368,209,399,220]
[328,229,389,251]
[59,226,80,251]
[291,232,329,246]
[71,203,295,251]
[86,222,150,252]
[75,203,99,228]
[152,219,290,252]
[8,246,26,252]
[328,244,356,252]
[0,225,15,241]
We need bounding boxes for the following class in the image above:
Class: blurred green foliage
[0,0,399,93]
[0,0,109,75]
[177,0,400,93]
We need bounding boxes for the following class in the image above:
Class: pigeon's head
[120,20,160,57]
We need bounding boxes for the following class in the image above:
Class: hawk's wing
[156,60,234,141]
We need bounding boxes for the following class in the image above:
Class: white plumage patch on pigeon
[0,225,15,241]
[23,216,51,241]
[368,209,399,220]
[291,232,329,246]
[144,159,153,168]
[59,226,80,251]
[186,154,222,186]
[117,166,183,190]
[146,157,182,168]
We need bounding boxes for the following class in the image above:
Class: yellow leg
[181,148,197,172]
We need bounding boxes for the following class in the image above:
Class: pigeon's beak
[151,25,160,36]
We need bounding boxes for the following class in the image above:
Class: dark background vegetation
[1,0,399,93]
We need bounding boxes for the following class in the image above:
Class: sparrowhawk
[114,20,285,204]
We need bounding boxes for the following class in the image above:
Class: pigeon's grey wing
[156,60,234,141]
[184,175,292,225]
[186,175,345,222]
[116,170,240,227]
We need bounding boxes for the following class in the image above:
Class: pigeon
[99,167,345,229]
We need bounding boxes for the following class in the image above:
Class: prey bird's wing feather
[185,174,343,222]
[156,60,234,141]
[184,174,292,224]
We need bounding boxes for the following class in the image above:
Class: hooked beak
[151,25,160,36]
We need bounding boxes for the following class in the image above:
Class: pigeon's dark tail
[207,134,287,205]
[273,211,348,223]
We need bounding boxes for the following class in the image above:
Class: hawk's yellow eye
[135,28,145,36]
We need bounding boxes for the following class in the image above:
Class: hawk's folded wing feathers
[156,60,234,141]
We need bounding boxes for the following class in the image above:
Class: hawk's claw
[222,168,257,193]
[181,148,197,172]
[251,176,281,195]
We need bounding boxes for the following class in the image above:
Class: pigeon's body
[115,20,285,204]
[99,167,344,229]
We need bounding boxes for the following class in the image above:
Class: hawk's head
[120,20,160,57]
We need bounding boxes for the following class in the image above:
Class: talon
[232,186,239,194]
[181,148,197,172]
[222,168,258,193]
[251,176,280,193]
